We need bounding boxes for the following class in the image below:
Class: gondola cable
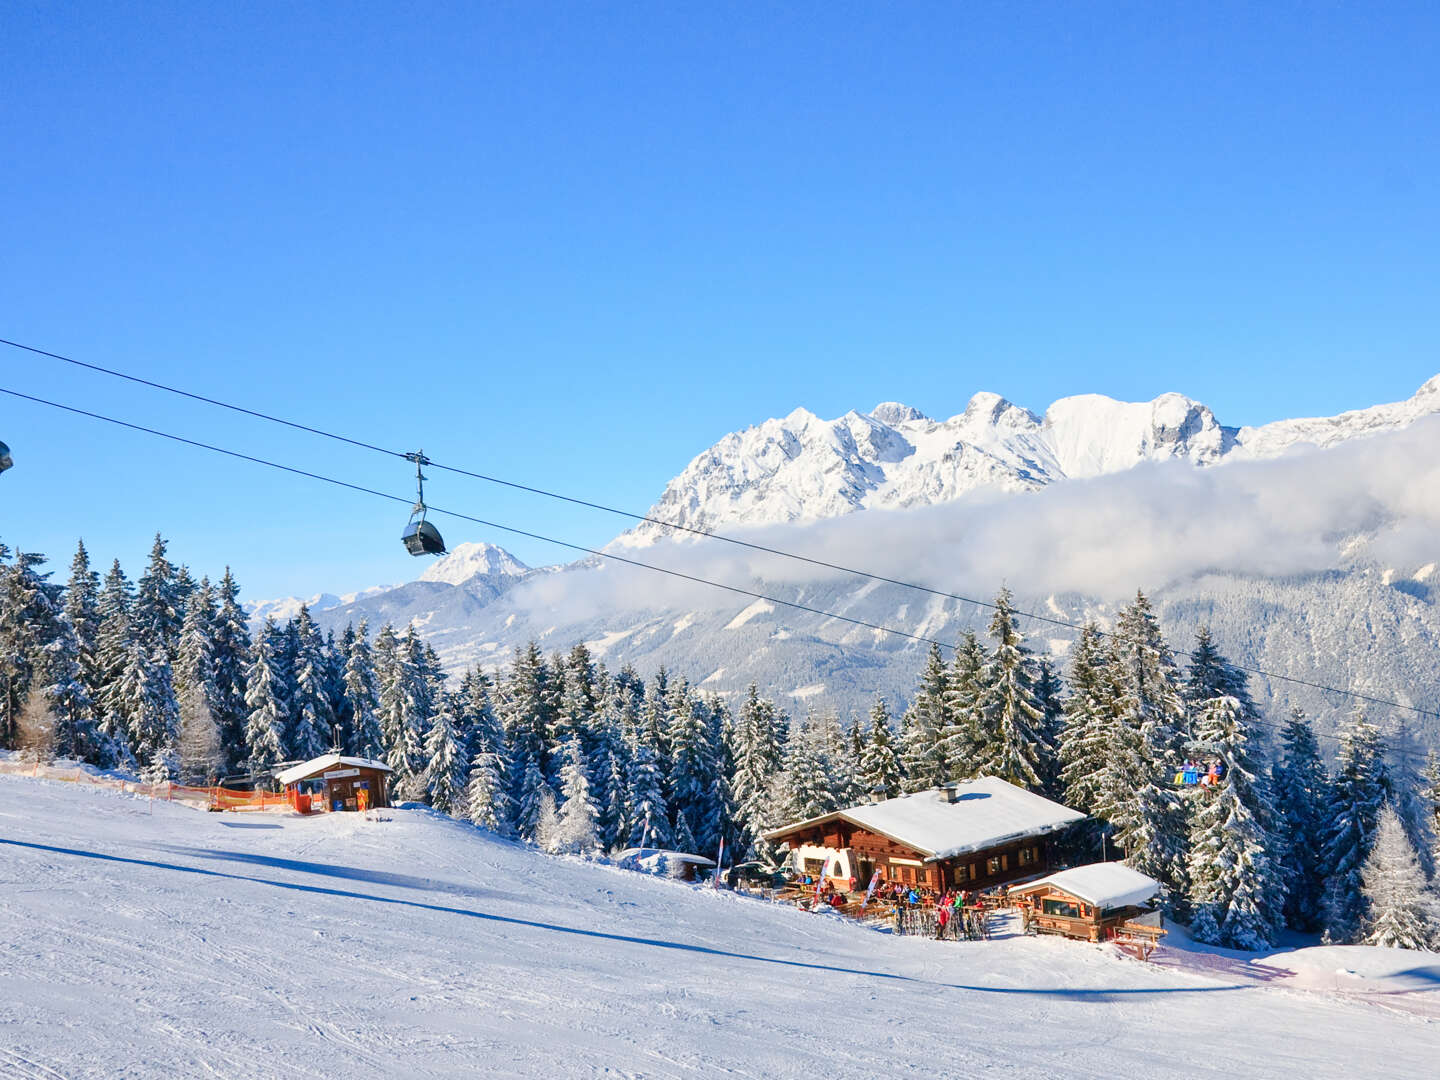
[2,345,1438,732]
[2,384,1437,762]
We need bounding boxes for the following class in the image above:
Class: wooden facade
[277,755,391,813]
[768,817,1059,893]
[1009,869,1163,948]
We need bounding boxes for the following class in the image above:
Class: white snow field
[2,775,1436,1079]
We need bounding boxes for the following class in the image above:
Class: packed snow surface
[2,774,1435,1078]
[772,778,1086,861]
[1013,862,1162,910]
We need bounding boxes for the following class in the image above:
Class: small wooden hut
[761,777,1086,894]
[274,753,392,813]
[1009,862,1162,944]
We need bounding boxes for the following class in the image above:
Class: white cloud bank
[507,415,1440,619]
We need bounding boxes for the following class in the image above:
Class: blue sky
[3,2,1438,601]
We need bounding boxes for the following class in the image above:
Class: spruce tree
[175,583,223,782]
[515,757,556,844]
[117,644,180,781]
[667,683,722,853]
[0,549,62,748]
[1058,623,1114,852]
[1320,710,1388,942]
[726,684,786,857]
[344,620,384,758]
[1110,592,1189,903]
[243,619,290,777]
[1186,694,1283,949]
[626,742,671,849]
[463,750,512,834]
[975,588,1047,790]
[133,534,182,659]
[899,643,950,791]
[1361,805,1440,950]
[209,568,252,771]
[1272,709,1330,931]
[64,540,103,752]
[938,631,986,775]
[553,737,601,855]
[857,698,903,800]
[422,693,468,815]
[289,605,336,760]
[42,614,97,763]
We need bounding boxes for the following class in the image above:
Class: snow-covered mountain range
[270,376,1440,742]
[615,374,1440,546]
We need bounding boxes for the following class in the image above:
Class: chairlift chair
[401,450,446,556]
[0,440,11,475]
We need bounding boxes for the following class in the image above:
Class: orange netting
[0,758,292,811]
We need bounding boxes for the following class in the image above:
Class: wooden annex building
[274,753,392,814]
[1010,862,1164,953]
[762,777,1086,893]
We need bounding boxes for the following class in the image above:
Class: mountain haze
[284,377,1440,744]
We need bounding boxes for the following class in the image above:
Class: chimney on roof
[940,782,962,804]
[868,785,888,805]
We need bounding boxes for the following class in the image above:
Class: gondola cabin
[1009,863,1162,944]
[762,777,1086,895]
[274,753,392,814]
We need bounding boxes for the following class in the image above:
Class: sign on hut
[274,753,392,814]
[1009,862,1164,953]
[761,777,1086,896]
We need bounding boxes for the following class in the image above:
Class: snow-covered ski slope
[2,775,1435,1079]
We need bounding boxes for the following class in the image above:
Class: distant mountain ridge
[614,374,1440,547]
[261,376,1440,743]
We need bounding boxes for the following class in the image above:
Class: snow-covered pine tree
[975,587,1048,791]
[1183,627,1258,734]
[552,737,601,856]
[899,643,950,791]
[514,754,556,845]
[209,568,252,770]
[667,681,723,853]
[1058,623,1113,850]
[63,540,104,755]
[1320,710,1388,942]
[1185,694,1283,949]
[242,618,290,778]
[1272,709,1331,932]
[1360,804,1440,950]
[94,559,137,766]
[938,631,986,777]
[462,750,512,834]
[117,644,180,781]
[0,548,62,748]
[343,620,384,759]
[133,534,183,659]
[1110,591,1189,904]
[858,698,903,801]
[533,783,561,852]
[553,642,598,753]
[672,807,700,856]
[376,625,427,797]
[1033,657,1065,798]
[626,742,671,849]
[42,613,97,763]
[501,642,553,814]
[1379,719,1437,880]
[726,684,786,858]
[174,583,223,783]
[422,692,468,815]
[777,717,840,823]
[289,605,336,760]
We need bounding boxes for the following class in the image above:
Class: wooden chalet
[1009,862,1163,947]
[761,777,1086,894]
[274,753,392,813]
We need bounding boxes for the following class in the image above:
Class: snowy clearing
[1,774,1435,1079]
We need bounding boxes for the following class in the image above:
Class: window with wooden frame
[987,856,1000,876]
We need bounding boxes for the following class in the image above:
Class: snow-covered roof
[616,848,717,868]
[762,777,1085,861]
[274,753,393,786]
[1009,862,1161,910]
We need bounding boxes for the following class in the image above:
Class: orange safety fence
[0,757,292,812]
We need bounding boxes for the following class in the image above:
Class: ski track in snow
[1,774,1435,1079]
